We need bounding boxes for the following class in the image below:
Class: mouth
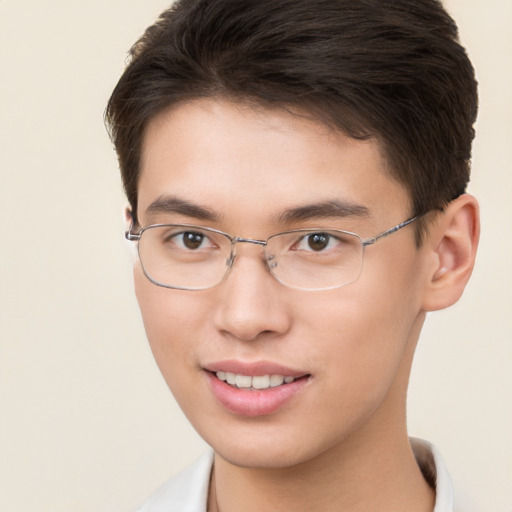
[204,361,311,416]
[214,371,301,390]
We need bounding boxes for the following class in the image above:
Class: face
[135,99,431,469]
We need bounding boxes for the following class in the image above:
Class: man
[106,1,479,510]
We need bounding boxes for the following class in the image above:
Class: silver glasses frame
[125,215,421,291]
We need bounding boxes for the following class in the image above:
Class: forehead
[138,99,410,230]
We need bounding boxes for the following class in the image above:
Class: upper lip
[204,360,308,377]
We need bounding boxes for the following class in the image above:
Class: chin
[214,442,314,470]
[194,416,343,471]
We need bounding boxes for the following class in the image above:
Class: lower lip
[206,372,310,417]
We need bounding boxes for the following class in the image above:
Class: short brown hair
[105,0,478,237]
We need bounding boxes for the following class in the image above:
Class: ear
[124,205,133,225]
[422,194,480,312]
[124,206,139,256]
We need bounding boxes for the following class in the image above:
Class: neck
[209,417,434,512]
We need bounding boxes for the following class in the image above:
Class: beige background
[0,1,510,510]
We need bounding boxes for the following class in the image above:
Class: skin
[133,98,479,511]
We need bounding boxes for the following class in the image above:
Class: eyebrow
[276,200,370,224]
[145,195,369,225]
[145,196,219,222]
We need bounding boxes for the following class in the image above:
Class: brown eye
[182,231,205,249]
[307,233,330,251]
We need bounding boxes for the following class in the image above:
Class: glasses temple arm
[362,215,421,246]
[125,223,141,241]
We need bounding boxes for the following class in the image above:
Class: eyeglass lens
[136,225,364,291]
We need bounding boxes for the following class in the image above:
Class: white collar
[411,437,454,512]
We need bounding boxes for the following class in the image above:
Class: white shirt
[136,438,478,512]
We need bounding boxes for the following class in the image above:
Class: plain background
[0,1,510,510]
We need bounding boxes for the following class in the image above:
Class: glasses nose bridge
[232,236,267,248]
[226,236,268,267]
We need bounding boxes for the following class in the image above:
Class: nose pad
[226,253,235,268]
[225,240,278,282]
[266,254,278,270]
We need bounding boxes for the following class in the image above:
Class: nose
[213,244,292,342]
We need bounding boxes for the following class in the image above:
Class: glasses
[125,216,420,291]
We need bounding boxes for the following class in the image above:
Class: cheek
[133,266,203,388]
[134,269,218,430]
[134,262,208,335]
[298,254,425,401]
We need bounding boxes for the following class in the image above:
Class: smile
[216,371,296,390]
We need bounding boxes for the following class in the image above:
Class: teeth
[235,374,252,388]
[216,372,297,390]
[269,375,284,387]
[252,375,270,389]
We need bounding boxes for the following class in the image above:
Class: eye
[294,232,338,252]
[182,231,206,249]
[168,230,214,250]
[306,233,331,251]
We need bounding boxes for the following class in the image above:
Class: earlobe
[422,194,480,312]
